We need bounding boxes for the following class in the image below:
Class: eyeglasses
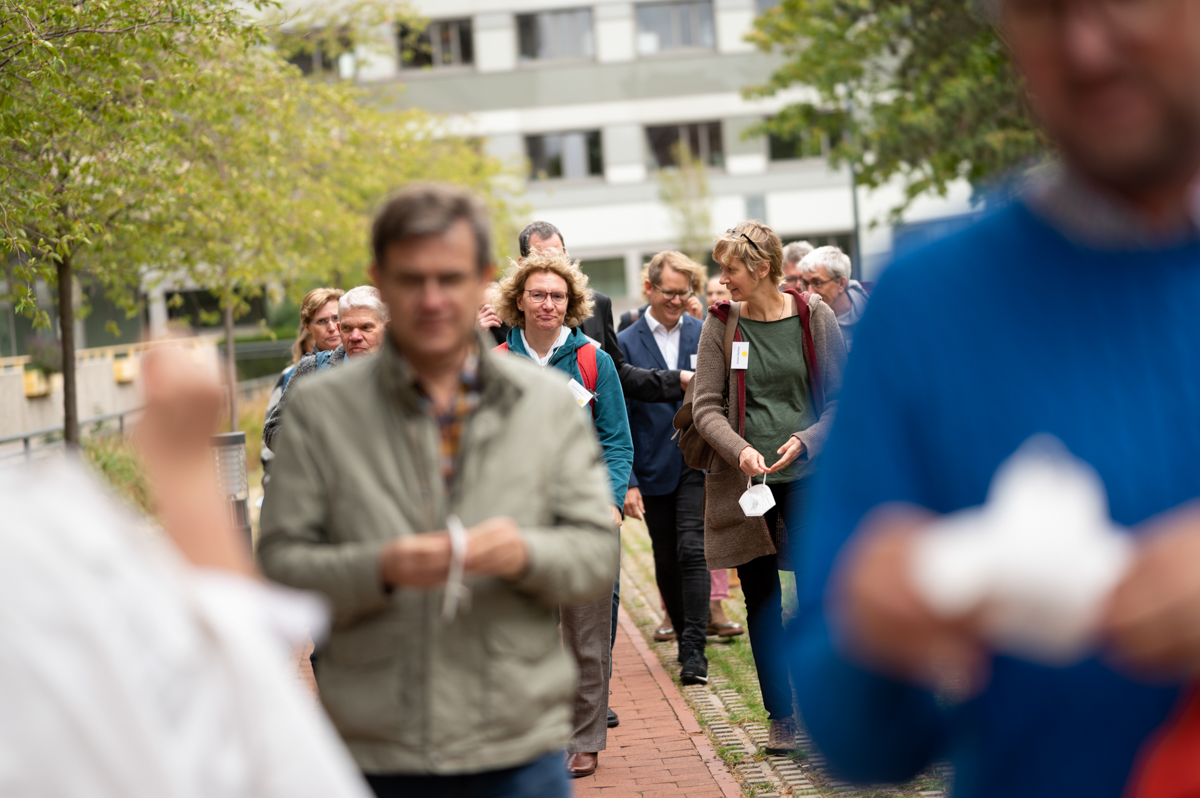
[782,275,802,286]
[309,315,339,328]
[800,276,836,290]
[652,284,695,302]
[525,290,568,306]
[727,228,764,258]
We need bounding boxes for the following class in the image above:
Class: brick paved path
[573,607,742,798]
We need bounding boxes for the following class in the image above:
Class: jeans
[738,477,809,720]
[642,468,709,655]
[364,751,570,798]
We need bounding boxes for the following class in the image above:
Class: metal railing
[0,376,279,466]
[0,407,144,465]
[0,334,222,373]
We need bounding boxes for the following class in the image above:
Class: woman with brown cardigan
[692,221,847,755]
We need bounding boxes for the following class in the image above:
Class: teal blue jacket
[503,326,633,507]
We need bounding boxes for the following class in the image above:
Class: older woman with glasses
[691,221,846,757]
[494,248,633,779]
[262,287,345,486]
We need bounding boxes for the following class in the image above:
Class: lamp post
[211,431,251,545]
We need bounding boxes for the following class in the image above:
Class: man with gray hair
[798,245,869,350]
[262,285,388,449]
[781,240,815,291]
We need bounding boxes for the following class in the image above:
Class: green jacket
[258,336,619,776]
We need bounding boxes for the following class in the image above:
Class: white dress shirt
[0,460,369,798]
[645,308,681,369]
[520,325,570,367]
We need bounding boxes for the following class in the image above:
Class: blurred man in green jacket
[259,183,619,798]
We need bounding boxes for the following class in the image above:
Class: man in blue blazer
[618,251,710,685]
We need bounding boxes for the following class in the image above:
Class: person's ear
[369,262,381,287]
[483,262,495,283]
[643,279,654,298]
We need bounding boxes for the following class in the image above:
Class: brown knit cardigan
[692,290,847,571]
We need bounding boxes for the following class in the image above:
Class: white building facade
[346,0,971,304]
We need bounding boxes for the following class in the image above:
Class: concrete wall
[0,340,220,441]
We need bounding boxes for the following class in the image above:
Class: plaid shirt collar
[399,348,483,490]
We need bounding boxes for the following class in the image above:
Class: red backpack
[494,339,599,412]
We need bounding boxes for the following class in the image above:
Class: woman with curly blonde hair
[493,247,633,778]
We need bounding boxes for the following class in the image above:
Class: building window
[768,115,844,161]
[579,257,627,298]
[636,2,715,55]
[646,122,724,170]
[527,131,603,180]
[399,19,474,69]
[517,9,595,62]
[283,30,353,77]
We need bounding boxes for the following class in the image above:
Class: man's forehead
[384,222,477,266]
[529,233,564,251]
[341,308,380,323]
[658,264,690,285]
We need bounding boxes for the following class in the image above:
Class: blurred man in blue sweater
[796,1,1200,797]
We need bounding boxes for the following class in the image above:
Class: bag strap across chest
[493,339,598,410]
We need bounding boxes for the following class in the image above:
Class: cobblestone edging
[619,529,951,798]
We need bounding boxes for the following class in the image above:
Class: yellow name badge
[567,378,594,407]
[731,342,749,370]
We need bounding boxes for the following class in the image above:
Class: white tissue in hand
[910,435,1133,666]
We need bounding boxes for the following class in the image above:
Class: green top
[739,314,818,484]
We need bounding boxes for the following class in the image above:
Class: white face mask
[739,475,776,517]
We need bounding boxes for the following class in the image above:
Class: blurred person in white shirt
[0,345,369,798]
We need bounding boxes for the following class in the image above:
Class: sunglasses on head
[727,228,763,258]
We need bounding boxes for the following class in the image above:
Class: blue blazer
[617,312,702,496]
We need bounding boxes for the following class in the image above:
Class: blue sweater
[795,203,1197,797]
[504,326,633,507]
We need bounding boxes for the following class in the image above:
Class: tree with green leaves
[746,0,1044,218]
[2,0,521,439]
[152,40,520,430]
[0,0,270,444]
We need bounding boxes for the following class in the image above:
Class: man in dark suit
[479,221,691,403]
[617,251,709,686]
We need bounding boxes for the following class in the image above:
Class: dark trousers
[739,478,807,720]
[365,750,570,798]
[642,468,709,655]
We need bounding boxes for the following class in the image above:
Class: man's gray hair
[783,240,815,264]
[798,246,852,281]
[339,285,390,324]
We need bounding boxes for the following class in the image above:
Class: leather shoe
[566,752,598,777]
[708,600,745,637]
[607,708,619,727]
[707,620,745,637]
[652,625,676,641]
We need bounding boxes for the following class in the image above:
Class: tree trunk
[224,302,238,432]
[58,253,79,448]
